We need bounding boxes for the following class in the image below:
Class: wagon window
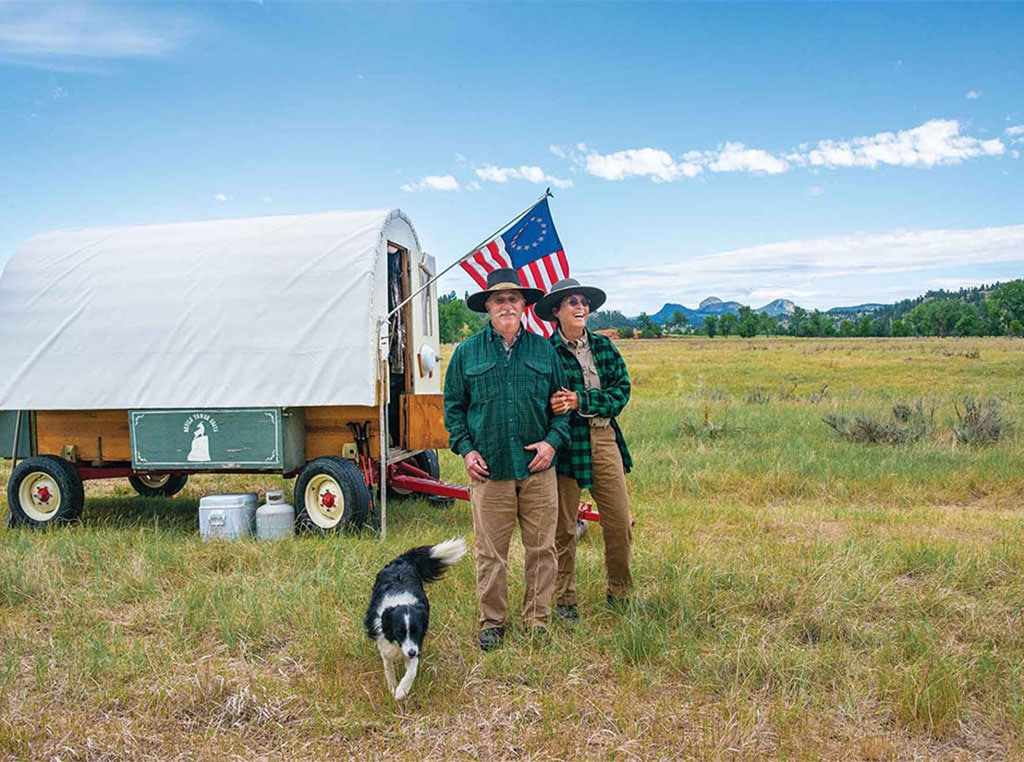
[419,258,434,337]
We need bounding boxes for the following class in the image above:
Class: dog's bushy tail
[401,537,467,584]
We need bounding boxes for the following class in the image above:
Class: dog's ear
[413,603,428,634]
[380,607,396,641]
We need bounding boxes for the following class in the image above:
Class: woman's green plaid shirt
[550,330,633,489]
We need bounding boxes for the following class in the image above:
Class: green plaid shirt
[444,323,570,481]
[551,329,633,489]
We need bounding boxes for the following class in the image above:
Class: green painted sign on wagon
[129,408,305,472]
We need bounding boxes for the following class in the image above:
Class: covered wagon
[0,208,464,533]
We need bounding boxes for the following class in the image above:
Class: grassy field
[2,337,1023,760]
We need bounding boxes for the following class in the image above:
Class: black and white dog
[364,537,467,701]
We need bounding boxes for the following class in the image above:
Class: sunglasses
[488,293,524,305]
[563,295,589,308]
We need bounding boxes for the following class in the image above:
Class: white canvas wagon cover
[0,208,421,410]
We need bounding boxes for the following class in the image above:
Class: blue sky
[1,1,1021,314]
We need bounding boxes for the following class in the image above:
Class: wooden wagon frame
[0,208,467,535]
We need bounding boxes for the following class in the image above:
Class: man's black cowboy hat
[466,268,544,313]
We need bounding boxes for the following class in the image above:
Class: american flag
[460,198,568,337]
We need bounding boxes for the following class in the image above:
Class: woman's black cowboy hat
[466,268,544,313]
[533,277,607,322]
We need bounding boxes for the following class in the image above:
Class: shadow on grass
[81,496,199,533]
[75,491,468,537]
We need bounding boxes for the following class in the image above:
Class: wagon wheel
[7,455,85,529]
[294,456,370,533]
[129,472,189,498]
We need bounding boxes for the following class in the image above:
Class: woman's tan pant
[470,468,558,630]
[555,425,633,604]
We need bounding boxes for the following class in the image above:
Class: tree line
[437,280,1024,342]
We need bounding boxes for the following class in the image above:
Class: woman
[534,277,636,620]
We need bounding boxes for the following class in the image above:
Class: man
[444,268,570,651]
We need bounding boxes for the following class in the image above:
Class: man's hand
[524,441,555,473]
[464,449,489,483]
[550,388,578,415]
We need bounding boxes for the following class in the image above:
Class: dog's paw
[394,686,410,701]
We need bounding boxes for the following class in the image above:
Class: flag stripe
[542,253,558,284]
[556,249,569,275]
[486,240,504,265]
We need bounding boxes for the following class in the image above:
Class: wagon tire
[294,457,370,533]
[129,473,189,498]
[575,518,589,541]
[7,455,85,529]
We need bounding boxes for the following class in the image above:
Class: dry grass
[2,336,1023,760]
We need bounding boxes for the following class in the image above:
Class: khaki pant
[470,468,558,630]
[555,425,633,604]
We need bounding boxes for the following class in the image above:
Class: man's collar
[488,321,525,344]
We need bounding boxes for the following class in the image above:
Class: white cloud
[579,145,702,182]
[806,119,1005,169]
[0,3,196,69]
[572,224,1024,314]
[1006,124,1024,144]
[401,175,460,192]
[966,90,981,100]
[466,181,481,192]
[809,186,825,197]
[475,164,573,189]
[706,142,789,174]
[561,119,1007,185]
[214,193,228,202]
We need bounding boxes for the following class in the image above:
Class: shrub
[824,413,913,445]
[744,385,770,405]
[677,402,732,439]
[892,398,935,438]
[776,381,828,403]
[825,398,934,444]
[808,383,830,404]
[954,396,1004,444]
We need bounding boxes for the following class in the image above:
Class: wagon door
[385,244,446,451]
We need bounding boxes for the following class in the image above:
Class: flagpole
[385,188,552,321]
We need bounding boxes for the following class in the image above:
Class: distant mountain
[649,296,794,326]
[758,299,796,318]
[650,303,700,325]
[698,296,744,314]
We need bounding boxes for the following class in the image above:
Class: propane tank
[256,489,294,541]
